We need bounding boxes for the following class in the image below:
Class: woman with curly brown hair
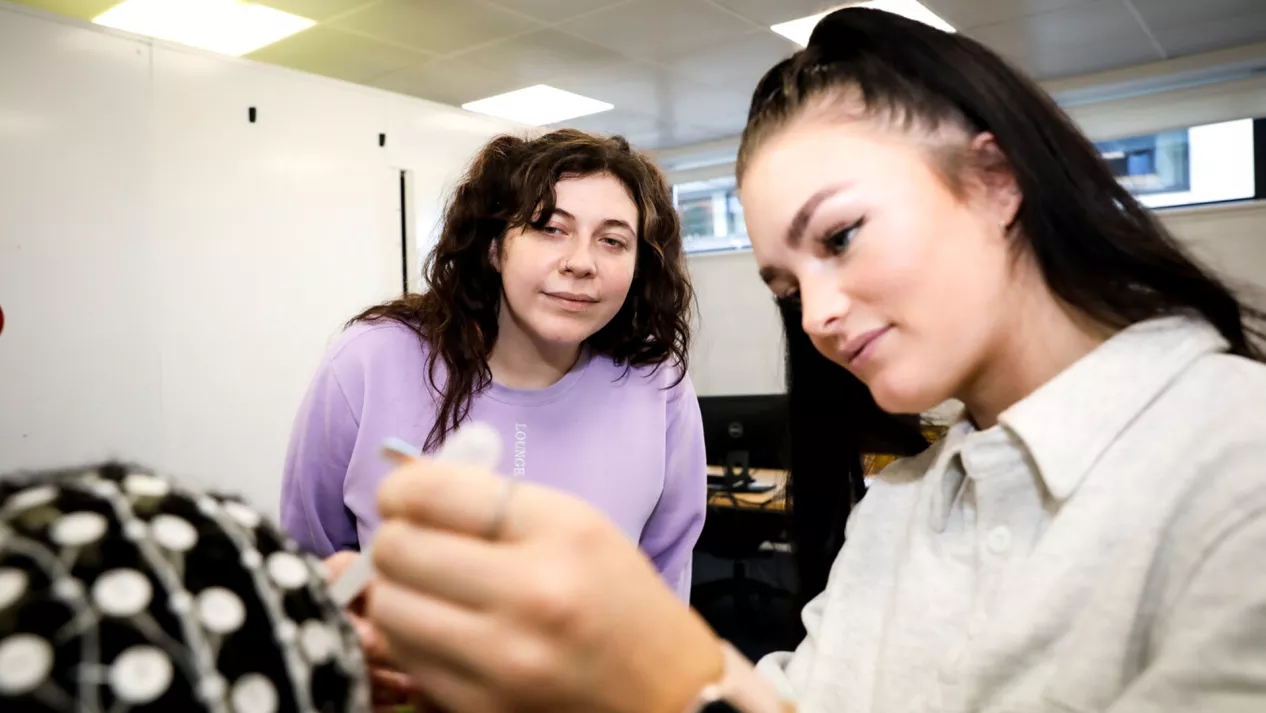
[280,129,703,595]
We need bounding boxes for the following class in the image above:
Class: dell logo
[728,422,744,439]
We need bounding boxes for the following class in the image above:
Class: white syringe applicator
[328,422,503,607]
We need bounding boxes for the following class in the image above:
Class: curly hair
[352,129,693,451]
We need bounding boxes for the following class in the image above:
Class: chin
[527,315,603,347]
[866,372,946,416]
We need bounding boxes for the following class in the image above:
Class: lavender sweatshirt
[281,321,708,598]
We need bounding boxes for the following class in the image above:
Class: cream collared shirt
[758,316,1266,713]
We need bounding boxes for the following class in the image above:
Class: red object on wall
[0,304,5,336]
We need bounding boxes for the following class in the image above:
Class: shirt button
[987,525,1012,554]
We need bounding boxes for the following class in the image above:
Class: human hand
[365,459,724,713]
[323,551,433,712]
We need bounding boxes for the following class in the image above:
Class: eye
[542,225,565,236]
[819,218,864,256]
[599,236,629,249]
[777,289,801,306]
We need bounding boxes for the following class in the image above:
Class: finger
[377,460,507,534]
[350,612,396,667]
[376,639,498,713]
[323,550,361,582]
[373,521,517,609]
[367,580,497,680]
[400,661,499,713]
[377,461,567,540]
[370,666,414,697]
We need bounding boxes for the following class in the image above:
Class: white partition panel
[0,4,520,515]
[0,10,163,470]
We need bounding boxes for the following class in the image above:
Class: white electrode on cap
[328,422,503,607]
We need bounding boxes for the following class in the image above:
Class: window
[676,118,1266,255]
[673,176,750,254]
[1094,118,1258,209]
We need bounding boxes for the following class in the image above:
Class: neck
[488,304,582,390]
[958,264,1113,429]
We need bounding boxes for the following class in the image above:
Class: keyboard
[706,475,777,493]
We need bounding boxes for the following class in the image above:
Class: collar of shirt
[927,315,1228,531]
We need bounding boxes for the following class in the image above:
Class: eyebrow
[550,208,636,235]
[786,184,850,247]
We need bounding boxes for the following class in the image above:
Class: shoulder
[330,319,427,363]
[1182,352,1266,413]
[848,439,942,523]
[319,319,432,393]
[1145,354,1266,577]
[1156,352,1266,459]
[873,437,943,487]
[588,355,696,403]
[326,319,428,371]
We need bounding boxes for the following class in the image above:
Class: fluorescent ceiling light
[461,85,614,126]
[94,0,315,57]
[771,0,955,46]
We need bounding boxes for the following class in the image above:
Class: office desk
[706,466,788,512]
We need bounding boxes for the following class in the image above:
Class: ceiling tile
[558,0,755,62]
[549,61,704,110]
[7,0,120,22]
[248,27,431,84]
[966,1,1159,75]
[707,0,839,27]
[625,122,729,151]
[332,0,542,56]
[1009,41,1161,80]
[1130,0,1266,58]
[482,0,628,24]
[664,85,753,134]
[256,0,379,22]
[371,56,528,106]
[660,29,797,90]
[924,0,1091,30]
[549,108,665,138]
[455,28,627,86]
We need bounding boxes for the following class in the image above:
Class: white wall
[686,202,1266,397]
[0,4,520,515]
[688,251,786,396]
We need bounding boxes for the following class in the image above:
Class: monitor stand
[723,450,753,490]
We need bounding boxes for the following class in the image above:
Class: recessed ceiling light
[93,0,315,57]
[771,0,955,46]
[461,85,614,126]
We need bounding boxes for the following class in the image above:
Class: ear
[969,132,1023,229]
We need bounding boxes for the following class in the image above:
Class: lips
[544,291,599,307]
[842,326,891,366]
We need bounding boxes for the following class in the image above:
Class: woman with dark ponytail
[317,9,1266,713]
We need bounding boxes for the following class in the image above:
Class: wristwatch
[685,641,790,713]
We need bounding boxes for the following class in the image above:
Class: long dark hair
[744,7,1264,600]
[355,130,692,451]
[780,301,929,609]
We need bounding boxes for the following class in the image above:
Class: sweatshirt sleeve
[640,372,708,601]
[280,349,362,557]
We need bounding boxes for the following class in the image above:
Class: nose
[561,236,597,277]
[799,275,850,341]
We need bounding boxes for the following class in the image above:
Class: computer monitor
[698,395,789,487]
